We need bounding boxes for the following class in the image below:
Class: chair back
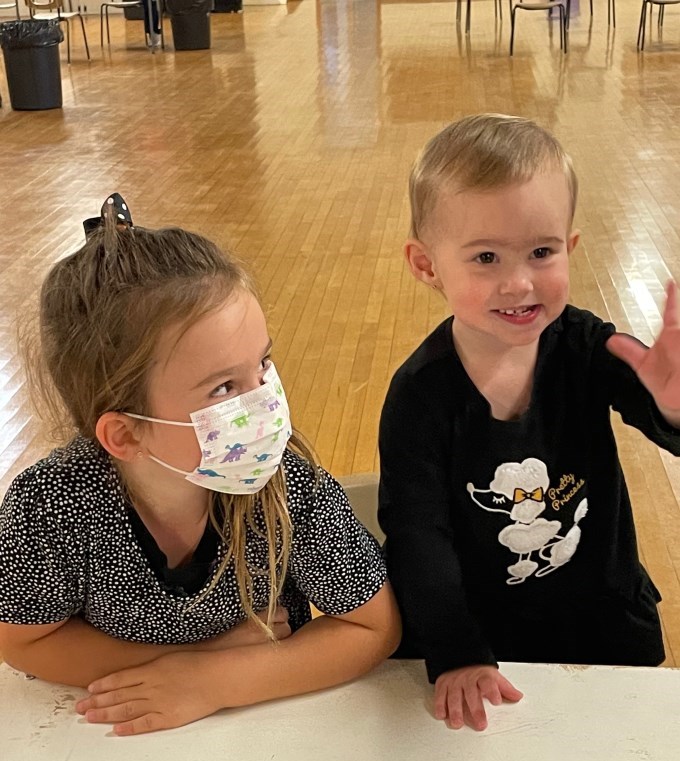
[25,0,63,15]
[0,0,20,14]
[338,473,385,543]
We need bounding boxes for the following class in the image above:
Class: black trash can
[166,0,212,50]
[0,20,64,111]
[212,0,241,12]
[123,3,145,20]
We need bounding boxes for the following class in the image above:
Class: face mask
[127,364,292,495]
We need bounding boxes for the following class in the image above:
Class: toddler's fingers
[433,681,449,720]
[478,675,503,706]
[498,674,524,703]
[606,334,647,372]
[663,279,678,327]
[445,688,465,730]
[463,684,488,731]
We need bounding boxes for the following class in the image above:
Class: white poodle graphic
[467,458,588,585]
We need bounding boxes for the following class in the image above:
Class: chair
[510,0,569,55]
[100,0,165,50]
[589,0,616,27]
[0,0,21,19]
[25,0,90,63]
[100,0,141,46]
[338,473,385,544]
[508,0,614,29]
[637,0,680,49]
[457,0,504,36]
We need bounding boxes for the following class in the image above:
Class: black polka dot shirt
[0,438,386,643]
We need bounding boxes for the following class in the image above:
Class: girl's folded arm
[81,581,401,732]
[221,582,401,706]
[0,619,199,687]
[0,613,284,689]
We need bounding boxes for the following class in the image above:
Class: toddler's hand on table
[607,280,680,420]
[433,665,523,731]
[75,651,221,735]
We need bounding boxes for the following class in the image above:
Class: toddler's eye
[476,252,497,264]
[532,247,551,259]
[260,355,272,371]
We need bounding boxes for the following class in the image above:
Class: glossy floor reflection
[1,0,679,663]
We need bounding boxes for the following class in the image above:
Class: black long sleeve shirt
[379,306,680,682]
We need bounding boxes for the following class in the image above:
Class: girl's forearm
[205,592,401,708]
[2,618,191,688]
[2,616,262,688]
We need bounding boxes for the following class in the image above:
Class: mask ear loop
[126,415,195,477]
[125,412,195,427]
[147,454,194,476]
[126,413,195,474]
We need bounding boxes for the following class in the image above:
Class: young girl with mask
[0,203,400,736]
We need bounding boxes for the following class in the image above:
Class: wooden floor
[1,1,680,664]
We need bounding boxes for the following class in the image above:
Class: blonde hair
[409,113,578,240]
[23,222,314,638]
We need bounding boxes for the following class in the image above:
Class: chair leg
[658,4,664,27]
[637,0,647,49]
[608,0,616,26]
[456,0,461,22]
[79,13,91,59]
[60,18,71,64]
[510,5,517,54]
[100,5,105,47]
[589,0,593,15]
[466,0,471,35]
[559,5,563,50]
[561,4,568,52]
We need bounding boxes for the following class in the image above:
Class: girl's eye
[476,252,497,264]
[210,382,233,399]
[260,355,272,371]
[532,247,551,259]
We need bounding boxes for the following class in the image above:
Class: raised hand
[606,280,680,424]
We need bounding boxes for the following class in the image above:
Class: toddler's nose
[499,269,533,297]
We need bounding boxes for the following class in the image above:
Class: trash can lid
[0,20,64,49]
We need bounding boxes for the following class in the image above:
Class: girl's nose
[241,371,266,394]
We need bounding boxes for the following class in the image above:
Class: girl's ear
[96,412,143,462]
[404,239,441,288]
[567,228,581,255]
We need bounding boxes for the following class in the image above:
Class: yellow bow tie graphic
[513,487,544,504]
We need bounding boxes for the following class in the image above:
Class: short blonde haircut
[409,113,578,239]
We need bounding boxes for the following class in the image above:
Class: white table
[3,659,680,760]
